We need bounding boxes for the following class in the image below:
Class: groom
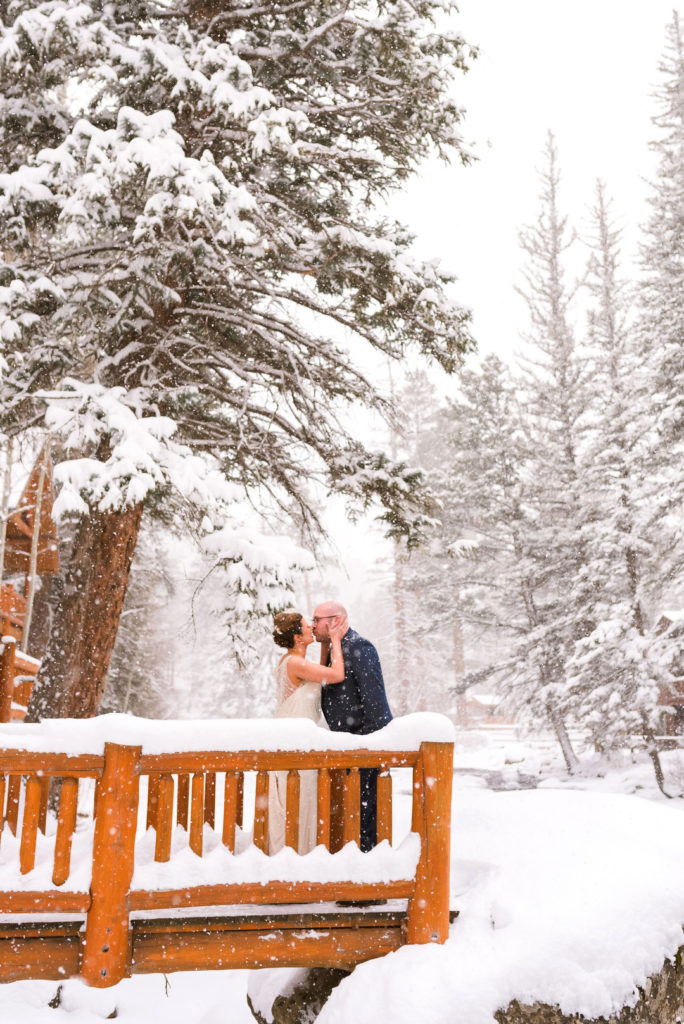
[313,601,393,852]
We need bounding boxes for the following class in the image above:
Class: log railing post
[81,743,141,987]
[0,636,16,722]
[406,741,453,945]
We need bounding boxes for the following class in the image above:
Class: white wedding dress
[267,656,328,855]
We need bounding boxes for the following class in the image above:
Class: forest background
[3,1,684,785]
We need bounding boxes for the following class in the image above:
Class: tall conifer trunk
[25,502,143,721]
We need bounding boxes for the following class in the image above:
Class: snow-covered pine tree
[637,11,684,612]
[565,184,666,782]
[0,1,476,718]
[507,133,590,769]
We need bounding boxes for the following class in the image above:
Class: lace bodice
[275,657,323,722]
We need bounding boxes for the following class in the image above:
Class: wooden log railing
[0,734,453,987]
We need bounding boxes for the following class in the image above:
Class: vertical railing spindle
[5,774,20,835]
[189,773,204,856]
[285,769,300,851]
[38,775,49,834]
[0,772,5,849]
[146,774,160,830]
[342,768,361,846]
[53,777,79,886]
[236,772,244,828]
[222,771,239,852]
[317,767,331,849]
[253,771,269,852]
[204,771,216,828]
[155,774,174,862]
[377,768,393,844]
[19,775,42,873]
[177,773,189,830]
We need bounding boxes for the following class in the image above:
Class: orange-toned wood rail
[0,738,453,987]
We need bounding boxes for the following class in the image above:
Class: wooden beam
[139,750,418,773]
[129,879,414,912]
[0,751,102,776]
[130,920,403,974]
[0,891,90,913]
[0,933,81,983]
[132,910,405,934]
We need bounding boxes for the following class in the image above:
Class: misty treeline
[385,13,684,778]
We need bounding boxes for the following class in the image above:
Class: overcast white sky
[395,0,678,364]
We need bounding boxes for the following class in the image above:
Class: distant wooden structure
[0,447,59,721]
[654,613,684,735]
[3,445,59,577]
[0,733,454,986]
[0,584,26,641]
[461,693,515,729]
[0,637,39,722]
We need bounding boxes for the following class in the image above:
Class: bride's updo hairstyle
[272,611,303,649]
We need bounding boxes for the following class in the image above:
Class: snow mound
[318,788,684,1024]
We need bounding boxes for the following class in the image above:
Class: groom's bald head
[315,600,346,618]
[312,600,347,641]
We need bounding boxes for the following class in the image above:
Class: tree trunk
[24,575,53,661]
[25,502,144,721]
[548,706,580,774]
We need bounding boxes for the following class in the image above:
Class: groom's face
[312,608,338,642]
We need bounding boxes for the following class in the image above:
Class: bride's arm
[290,618,348,685]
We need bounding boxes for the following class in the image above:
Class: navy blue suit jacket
[321,628,393,735]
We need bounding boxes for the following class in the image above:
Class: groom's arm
[354,640,392,725]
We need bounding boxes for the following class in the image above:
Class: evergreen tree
[393,357,531,719]
[639,11,684,456]
[637,11,684,610]
[0,1,476,717]
[565,184,665,774]
[504,133,589,769]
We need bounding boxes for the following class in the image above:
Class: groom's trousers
[359,767,379,852]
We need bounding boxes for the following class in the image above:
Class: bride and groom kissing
[269,601,393,857]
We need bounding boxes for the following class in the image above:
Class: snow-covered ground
[3,728,684,1024]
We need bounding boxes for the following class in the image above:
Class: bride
[268,609,348,854]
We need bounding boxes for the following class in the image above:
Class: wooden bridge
[0,715,454,988]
